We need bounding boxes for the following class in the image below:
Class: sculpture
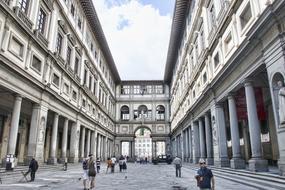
[278,81,285,125]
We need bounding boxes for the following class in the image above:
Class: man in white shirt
[111,156,116,173]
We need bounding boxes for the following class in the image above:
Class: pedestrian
[172,156,182,177]
[195,159,215,190]
[82,157,89,190]
[29,158,38,182]
[96,157,101,173]
[145,157,148,164]
[111,155,117,173]
[122,158,127,172]
[106,157,112,173]
[119,155,124,172]
[88,154,96,190]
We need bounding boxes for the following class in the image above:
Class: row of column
[174,81,268,172]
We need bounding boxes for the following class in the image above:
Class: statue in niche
[278,81,285,125]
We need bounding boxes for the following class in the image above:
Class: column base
[215,157,230,167]
[68,157,79,163]
[248,158,268,172]
[58,157,67,164]
[230,158,246,169]
[206,158,214,165]
[189,158,193,163]
[47,157,57,165]
[194,157,200,164]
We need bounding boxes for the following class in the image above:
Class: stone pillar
[193,121,200,164]
[244,81,268,171]
[7,95,22,156]
[199,119,206,159]
[105,137,109,158]
[97,134,101,159]
[27,104,48,164]
[48,113,59,164]
[80,127,86,160]
[91,131,97,158]
[215,104,230,167]
[18,119,28,163]
[188,127,193,163]
[205,114,214,165]
[69,120,80,163]
[60,118,69,163]
[86,129,91,157]
[228,95,245,169]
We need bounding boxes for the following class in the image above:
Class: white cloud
[93,0,172,80]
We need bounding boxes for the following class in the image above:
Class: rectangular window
[19,0,29,14]
[155,85,163,94]
[66,46,72,66]
[83,69,87,85]
[214,52,220,68]
[72,90,77,100]
[9,36,24,58]
[224,32,233,53]
[74,57,80,75]
[203,73,207,84]
[31,55,42,73]
[63,83,69,94]
[71,4,75,17]
[240,3,252,30]
[82,99,86,107]
[56,33,63,55]
[89,76,92,90]
[93,80,97,94]
[209,4,216,28]
[133,85,140,94]
[78,18,82,29]
[121,85,130,94]
[52,73,60,87]
[37,8,47,34]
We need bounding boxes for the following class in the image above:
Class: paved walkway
[0,163,262,189]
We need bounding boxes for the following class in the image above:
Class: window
[240,3,252,30]
[156,105,165,121]
[138,105,148,119]
[31,55,42,73]
[56,33,63,55]
[52,73,60,87]
[133,85,140,94]
[146,85,152,94]
[19,0,29,14]
[155,85,163,94]
[224,32,233,53]
[37,8,47,34]
[193,90,196,98]
[121,85,130,94]
[63,83,69,94]
[203,73,207,84]
[93,80,97,94]
[71,4,75,17]
[209,4,216,28]
[66,46,72,66]
[91,43,94,52]
[74,57,80,75]
[199,27,205,52]
[121,106,130,121]
[83,69,87,85]
[72,90,77,100]
[89,76,92,90]
[78,18,82,29]
[9,36,24,58]
[82,99,86,107]
[214,52,220,68]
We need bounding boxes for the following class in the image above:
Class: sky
[93,0,175,80]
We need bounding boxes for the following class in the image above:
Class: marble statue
[278,81,285,125]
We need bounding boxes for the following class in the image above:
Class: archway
[134,127,152,163]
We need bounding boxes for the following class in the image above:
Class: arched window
[156,105,165,120]
[138,105,148,119]
[121,106,129,120]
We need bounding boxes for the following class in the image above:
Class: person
[119,155,125,172]
[172,156,182,177]
[88,154,96,190]
[195,159,215,190]
[278,81,285,124]
[111,156,117,173]
[145,157,148,164]
[96,157,101,173]
[82,157,89,190]
[106,157,112,173]
[122,157,127,172]
[29,158,38,182]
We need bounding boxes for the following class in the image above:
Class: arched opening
[138,105,148,119]
[120,105,130,121]
[135,127,152,163]
[156,105,165,121]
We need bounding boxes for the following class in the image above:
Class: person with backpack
[195,159,215,190]
[111,156,116,173]
[82,157,89,190]
[88,154,96,190]
[96,157,101,173]
[106,157,112,173]
[29,158,38,182]
[172,156,182,177]
[118,155,124,172]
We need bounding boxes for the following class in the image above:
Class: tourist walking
[82,157,89,190]
[96,157,101,173]
[122,158,127,172]
[195,159,215,190]
[111,155,117,173]
[88,154,96,190]
[29,158,38,182]
[119,155,125,172]
[172,156,182,177]
[106,157,112,173]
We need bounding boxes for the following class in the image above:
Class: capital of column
[243,78,254,87]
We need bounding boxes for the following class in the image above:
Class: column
[205,114,214,165]
[7,95,22,157]
[228,95,245,169]
[193,121,200,164]
[90,131,97,158]
[80,127,86,160]
[215,104,230,167]
[69,120,80,163]
[61,118,69,163]
[48,113,59,164]
[188,127,193,163]
[105,137,109,158]
[199,119,206,159]
[86,129,91,157]
[244,81,268,171]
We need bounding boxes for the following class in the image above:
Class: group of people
[82,154,100,190]
[173,156,215,190]
[106,155,127,173]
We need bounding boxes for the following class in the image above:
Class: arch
[138,105,148,119]
[134,125,152,134]
[120,105,129,120]
[156,105,165,121]
[272,72,285,88]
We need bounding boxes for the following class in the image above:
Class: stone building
[164,0,285,175]
[0,0,118,165]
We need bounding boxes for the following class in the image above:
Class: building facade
[114,81,171,160]
[164,0,285,175]
[0,0,119,165]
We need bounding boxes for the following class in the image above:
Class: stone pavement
[0,163,263,189]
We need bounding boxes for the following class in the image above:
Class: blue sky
[139,0,175,16]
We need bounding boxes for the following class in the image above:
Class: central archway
[134,127,152,163]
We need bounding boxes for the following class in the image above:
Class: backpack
[88,161,96,177]
[82,160,88,170]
